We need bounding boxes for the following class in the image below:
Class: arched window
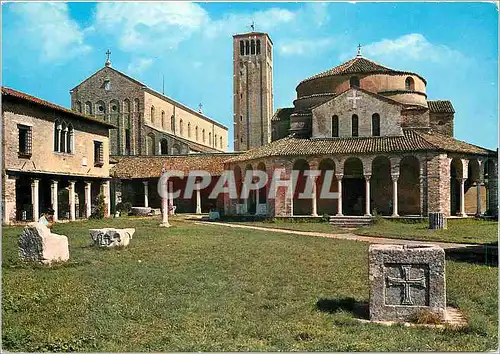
[245,40,250,55]
[351,114,359,137]
[110,99,120,125]
[202,129,206,143]
[150,106,155,124]
[96,101,106,118]
[350,76,360,88]
[180,119,184,136]
[251,40,255,54]
[405,76,415,91]
[195,126,199,141]
[240,41,245,55]
[220,136,223,148]
[146,133,155,155]
[214,134,217,147]
[209,132,212,146]
[61,121,68,152]
[84,101,92,115]
[133,98,140,112]
[67,123,74,153]
[372,113,380,136]
[188,122,191,138]
[54,120,61,152]
[161,111,166,129]
[160,139,168,155]
[332,115,339,137]
[75,101,82,113]
[123,99,130,113]
[171,115,175,133]
[256,40,261,54]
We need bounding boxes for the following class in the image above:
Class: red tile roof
[2,87,116,128]
[428,100,455,113]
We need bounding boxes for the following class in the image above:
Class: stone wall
[429,112,454,137]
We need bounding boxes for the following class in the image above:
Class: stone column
[242,182,248,214]
[476,181,482,216]
[143,181,149,208]
[364,174,372,216]
[336,174,343,216]
[31,178,40,222]
[196,187,202,214]
[69,180,76,221]
[311,176,318,217]
[459,178,466,217]
[85,181,92,218]
[50,180,58,222]
[101,180,111,217]
[392,174,399,217]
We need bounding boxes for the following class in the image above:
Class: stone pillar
[50,180,59,222]
[31,178,40,222]
[392,174,399,217]
[242,183,248,215]
[85,181,92,218]
[365,174,371,216]
[459,178,466,217]
[311,176,318,217]
[69,180,76,221]
[336,174,343,216]
[143,181,149,208]
[196,187,202,214]
[101,180,111,217]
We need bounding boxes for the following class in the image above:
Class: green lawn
[2,217,498,351]
[233,219,349,234]
[356,218,499,245]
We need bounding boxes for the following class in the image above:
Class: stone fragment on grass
[89,228,135,248]
[130,207,151,216]
[19,222,69,264]
[369,243,446,322]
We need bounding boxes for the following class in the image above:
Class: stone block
[369,244,446,322]
[19,222,69,264]
[130,206,151,216]
[89,228,136,248]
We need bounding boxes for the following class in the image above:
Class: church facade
[224,48,498,218]
[70,58,228,157]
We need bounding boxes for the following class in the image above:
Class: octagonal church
[224,45,497,219]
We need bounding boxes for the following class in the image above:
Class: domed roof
[298,55,426,85]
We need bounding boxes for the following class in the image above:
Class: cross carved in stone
[386,265,426,305]
[347,90,361,109]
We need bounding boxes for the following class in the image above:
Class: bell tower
[233,31,273,151]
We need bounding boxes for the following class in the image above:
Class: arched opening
[343,157,364,215]
[234,165,243,206]
[161,111,166,129]
[202,129,206,143]
[150,106,155,124]
[351,114,359,137]
[405,77,415,91]
[465,159,483,215]
[188,122,191,138]
[85,101,92,115]
[180,119,184,136]
[245,40,250,55]
[484,159,497,215]
[195,126,199,141]
[372,113,380,136]
[350,76,360,88]
[60,121,68,153]
[160,139,168,155]
[257,162,267,214]
[251,40,255,54]
[220,136,223,149]
[245,164,256,215]
[75,101,82,113]
[171,144,181,155]
[256,40,261,54]
[450,158,463,215]
[209,132,212,145]
[317,158,337,215]
[240,41,245,56]
[110,99,120,125]
[146,133,155,156]
[371,156,392,215]
[171,115,175,133]
[133,98,140,112]
[293,159,312,215]
[54,119,61,152]
[399,156,421,215]
[332,115,339,137]
[67,123,74,154]
[123,99,130,113]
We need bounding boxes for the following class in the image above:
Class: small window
[209,132,212,145]
[171,115,175,133]
[351,115,359,137]
[85,101,92,115]
[372,113,380,136]
[18,125,32,157]
[180,119,184,136]
[350,76,360,88]
[332,115,339,137]
[195,126,199,141]
[220,136,223,148]
[104,80,111,91]
[94,141,104,167]
[240,41,245,55]
[150,106,155,124]
[405,77,415,91]
[240,115,243,121]
[161,111,166,129]
[202,129,206,143]
[188,122,191,138]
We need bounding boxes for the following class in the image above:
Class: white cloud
[94,2,210,51]
[127,58,154,75]
[9,2,91,63]
[362,33,464,62]
[279,38,333,56]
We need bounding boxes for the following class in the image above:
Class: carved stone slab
[369,244,446,322]
[19,222,69,264]
[89,228,136,248]
[130,207,151,216]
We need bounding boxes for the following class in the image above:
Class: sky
[2,1,498,151]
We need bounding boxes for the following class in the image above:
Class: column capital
[84,181,92,186]
[391,174,399,181]
[364,174,372,180]
[335,173,344,179]
[143,180,149,186]
[68,180,77,184]
[31,178,40,184]
[50,179,59,184]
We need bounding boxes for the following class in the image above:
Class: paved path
[194,221,486,250]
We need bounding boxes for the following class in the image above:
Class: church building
[225,43,498,219]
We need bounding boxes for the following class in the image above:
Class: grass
[2,217,498,351]
[355,218,499,245]
[233,219,349,234]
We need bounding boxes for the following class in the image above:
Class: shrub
[90,194,105,219]
[116,202,132,214]
[408,309,442,325]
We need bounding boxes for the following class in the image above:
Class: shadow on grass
[445,242,498,267]
[316,297,369,319]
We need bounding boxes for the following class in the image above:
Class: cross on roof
[250,21,255,31]
[106,49,111,61]
[347,90,362,109]
[357,43,362,57]
[105,49,112,67]
[198,103,203,113]
[386,265,426,305]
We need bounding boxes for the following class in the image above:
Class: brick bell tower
[233,30,273,151]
